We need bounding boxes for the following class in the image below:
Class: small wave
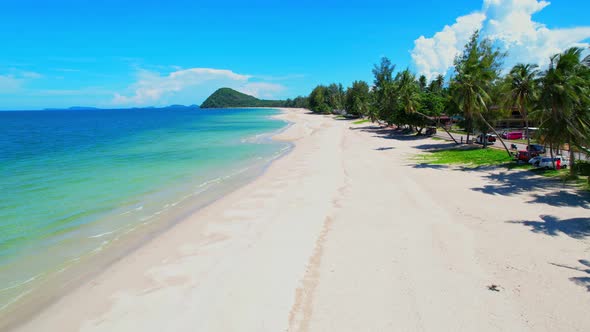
[193,188,207,195]
[198,177,224,188]
[139,215,154,222]
[0,274,42,293]
[89,240,110,254]
[88,231,115,239]
[240,133,266,144]
[118,205,144,216]
[0,289,33,312]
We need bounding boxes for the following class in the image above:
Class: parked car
[528,156,543,166]
[526,144,546,154]
[515,146,545,162]
[425,127,437,136]
[516,150,542,162]
[535,156,569,169]
[502,131,524,140]
[475,134,496,144]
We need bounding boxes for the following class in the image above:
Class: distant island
[200,88,287,108]
[39,105,200,112]
[43,106,101,111]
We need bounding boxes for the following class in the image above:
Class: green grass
[504,162,533,170]
[504,162,590,192]
[417,146,590,191]
[531,168,590,191]
[418,145,590,191]
[352,119,371,125]
[430,137,444,141]
[334,115,347,120]
[417,147,513,166]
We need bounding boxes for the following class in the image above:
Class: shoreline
[0,108,297,331]
[9,107,323,332]
[7,109,590,331]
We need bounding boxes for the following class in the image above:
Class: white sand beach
[11,109,590,331]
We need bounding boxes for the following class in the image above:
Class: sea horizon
[0,104,202,112]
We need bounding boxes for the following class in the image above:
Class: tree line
[288,31,590,176]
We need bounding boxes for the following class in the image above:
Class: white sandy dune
[11,109,590,332]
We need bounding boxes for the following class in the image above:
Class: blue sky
[1,0,589,110]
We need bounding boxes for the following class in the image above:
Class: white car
[535,156,569,169]
[475,134,496,144]
[528,156,543,166]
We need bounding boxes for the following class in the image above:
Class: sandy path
[293,121,590,331]
[11,109,590,332]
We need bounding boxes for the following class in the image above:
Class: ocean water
[0,108,289,314]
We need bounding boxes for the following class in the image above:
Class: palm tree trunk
[440,125,459,144]
[549,142,555,169]
[569,144,575,177]
[477,113,512,157]
[523,106,532,166]
[415,111,459,144]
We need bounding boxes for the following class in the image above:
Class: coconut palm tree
[450,31,511,156]
[504,63,540,150]
[536,47,590,174]
[394,69,460,142]
[396,69,421,115]
[428,74,445,94]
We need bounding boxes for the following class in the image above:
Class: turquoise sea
[0,107,289,313]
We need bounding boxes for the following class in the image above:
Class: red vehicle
[502,131,524,140]
[515,149,543,163]
[475,134,496,144]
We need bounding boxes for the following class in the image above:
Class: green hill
[200,88,287,108]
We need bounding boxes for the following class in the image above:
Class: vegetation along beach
[1,0,589,331]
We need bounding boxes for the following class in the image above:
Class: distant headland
[200,88,288,108]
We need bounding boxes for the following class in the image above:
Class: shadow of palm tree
[350,126,429,141]
[381,133,428,141]
[375,147,395,151]
[471,171,590,208]
[550,259,590,292]
[413,142,458,151]
[509,215,590,239]
[572,277,590,291]
[349,125,386,132]
[412,163,450,170]
[529,191,590,208]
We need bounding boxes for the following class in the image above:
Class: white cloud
[411,0,590,80]
[113,67,286,106]
[411,12,487,80]
[0,70,43,94]
[32,87,112,97]
[483,0,590,68]
[0,75,23,93]
[20,71,43,79]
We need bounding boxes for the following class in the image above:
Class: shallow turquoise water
[0,107,289,310]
